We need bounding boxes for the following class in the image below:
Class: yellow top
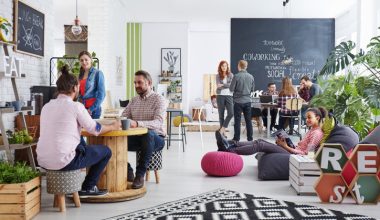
[81,127,148,137]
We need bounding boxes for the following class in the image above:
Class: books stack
[289,154,320,195]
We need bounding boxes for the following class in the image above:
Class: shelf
[159,76,182,78]
[0,41,16,46]
[0,106,33,114]
[0,142,37,150]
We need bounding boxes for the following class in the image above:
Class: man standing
[37,65,120,197]
[262,82,279,131]
[229,60,255,142]
[122,70,167,189]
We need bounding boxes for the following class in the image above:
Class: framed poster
[161,48,181,76]
[14,0,45,57]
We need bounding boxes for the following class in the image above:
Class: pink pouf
[201,151,243,177]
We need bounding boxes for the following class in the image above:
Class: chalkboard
[231,18,334,91]
[15,0,45,57]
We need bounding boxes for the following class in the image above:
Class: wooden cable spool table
[81,127,148,202]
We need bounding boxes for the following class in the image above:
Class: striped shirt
[277,93,298,115]
[122,90,167,136]
[292,127,323,155]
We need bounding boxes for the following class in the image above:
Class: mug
[120,117,130,130]
[12,101,25,111]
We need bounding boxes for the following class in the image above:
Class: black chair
[119,99,129,108]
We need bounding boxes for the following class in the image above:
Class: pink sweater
[292,127,323,155]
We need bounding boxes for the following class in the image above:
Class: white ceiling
[54,0,356,25]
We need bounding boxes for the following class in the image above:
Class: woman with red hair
[216,61,234,137]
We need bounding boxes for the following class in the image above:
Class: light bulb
[71,25,82,35]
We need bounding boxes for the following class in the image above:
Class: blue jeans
[60,143,112,190]
[233,102,253,141]
[127,130,165,177]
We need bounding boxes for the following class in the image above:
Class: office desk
[81,128,148,202]
[260,103,279,138]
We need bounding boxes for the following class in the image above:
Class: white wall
[141,22,189,112]
[188,22,230,112]
[0,0,53,130]
[87,0,127,108]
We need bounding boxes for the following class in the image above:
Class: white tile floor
[35,127,380,220]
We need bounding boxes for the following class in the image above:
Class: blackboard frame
[14,0,45,57]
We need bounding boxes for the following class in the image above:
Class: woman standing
[78,51,105,119]
[216,61,234,137]
[277,77,298,134]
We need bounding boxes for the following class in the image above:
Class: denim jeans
[127,130,165,177]
[233,102,253,141]
[60,143,112,190]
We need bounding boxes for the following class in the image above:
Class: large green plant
[318,31,380,135]
[311,73,373,139]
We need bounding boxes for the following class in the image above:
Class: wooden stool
[46,169,83,212]
[136,150,163,183]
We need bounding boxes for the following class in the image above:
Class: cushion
[201,151,243,177]
[359,126,380,147]
[173,115,190,127]
[324,124,359,152]
[257,153,290,180]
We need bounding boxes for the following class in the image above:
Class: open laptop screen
[259,95,274,103]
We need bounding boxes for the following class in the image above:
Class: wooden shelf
[0,106,33,113]
[0,41,16,46]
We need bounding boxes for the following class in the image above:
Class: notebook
[259,95,274,103]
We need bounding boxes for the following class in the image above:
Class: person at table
[278,77,299,135]
[261,82,279,132]
[78,51,105,119]
[36,65,121,197]
[215,107,326,156]
[299,75,323,124]
[121,70,167,189]
[229,60,255,142]
[216,60,234,137]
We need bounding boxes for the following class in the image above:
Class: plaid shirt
[122,90,167,136]
[277,93,298,115]
[293,127,323,155]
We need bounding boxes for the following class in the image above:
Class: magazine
[273,129,296,149]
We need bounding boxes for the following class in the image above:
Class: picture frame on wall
[14,0,45,57]
[161,48,181,76]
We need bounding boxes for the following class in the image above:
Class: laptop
[259,95,275,103]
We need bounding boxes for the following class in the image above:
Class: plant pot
[0,177,41,220]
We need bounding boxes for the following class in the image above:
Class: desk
[166,108,185,152]
[260,103,278,138]
[81,127,148,202]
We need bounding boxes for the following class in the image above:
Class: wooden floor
[35,126,380,220]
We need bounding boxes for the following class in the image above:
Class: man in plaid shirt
[122,70,167,189]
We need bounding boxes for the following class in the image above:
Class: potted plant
[317,31,380,137]
[0,162,41,220]
[56,52,98,77]
[0,16,11,42]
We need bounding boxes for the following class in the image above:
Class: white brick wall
[0,0,54,131]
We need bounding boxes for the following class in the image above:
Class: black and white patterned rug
[104,189,375,220]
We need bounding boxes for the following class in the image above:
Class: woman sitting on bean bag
[215,107,326,156]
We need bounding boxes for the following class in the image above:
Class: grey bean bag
[257,124,359,180]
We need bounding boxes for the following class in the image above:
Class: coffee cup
[121,117,130,130]
[12,101,25,111]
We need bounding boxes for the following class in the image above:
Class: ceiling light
[71,0,82,36]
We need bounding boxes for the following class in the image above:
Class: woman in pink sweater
[216,107,326,155]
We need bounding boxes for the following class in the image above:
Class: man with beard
[37,65,121,197]
[121,70,167,189]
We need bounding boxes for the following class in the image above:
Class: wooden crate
[289,155,320,195]
[0,177,41,220]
